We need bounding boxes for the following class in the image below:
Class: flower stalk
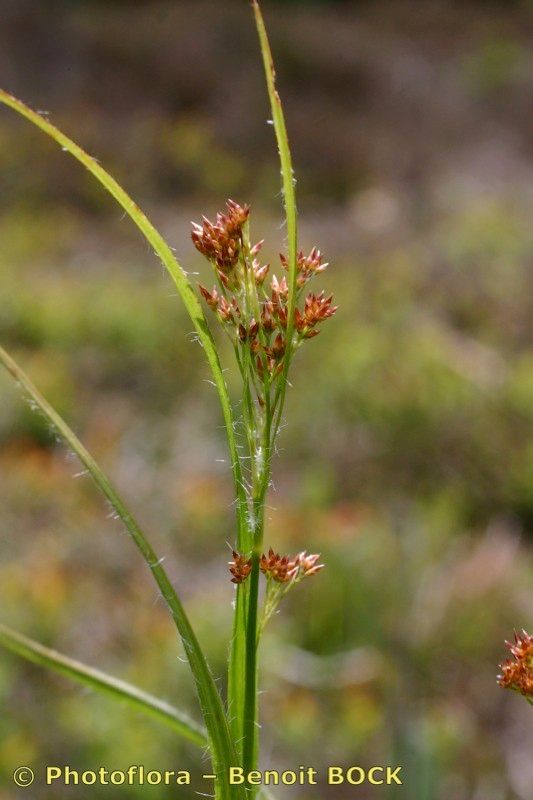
[192,197,335,783]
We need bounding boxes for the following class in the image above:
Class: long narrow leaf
[0,345,244,800]
[236,3,301,780]
[0,623,207,747]
[252,0,298,435]
[0,89,249,553]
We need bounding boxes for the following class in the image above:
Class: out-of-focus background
[0,1,532,798]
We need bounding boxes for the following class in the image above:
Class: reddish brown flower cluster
[191,200,249,283]
[228,549,324,586]
[295,291,337,338]
[280,247,328,288]
[192,200,336,390]
[260,549,298,583]
[497,629,533,699]
[229,550,253,584]
[260,548,324,583]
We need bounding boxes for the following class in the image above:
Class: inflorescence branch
[192,199,333,617]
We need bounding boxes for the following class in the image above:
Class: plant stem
[243,416,272,782]
[243,553,261,776]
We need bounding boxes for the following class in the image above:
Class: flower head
[191,199,249,275]
[294,551,324,578]
[497,629,533,699]
[280,247,329,287]
[229,550,252,584]
[260,548,298,583]
[194,199,337,397]
[260,548,324,584]
[295,291,337,338]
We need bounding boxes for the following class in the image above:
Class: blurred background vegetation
[0,1,532,798]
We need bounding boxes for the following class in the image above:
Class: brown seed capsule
[261,301,275,333]
[274,332,285,354]
[217,296,234,324]
[271,274,289,299]
[198,284,219,310]
[253,260,270,285]
[217,268,230,289]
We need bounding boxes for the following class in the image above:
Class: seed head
[193,199,337,400]
[280,246,329,287]
[271,274,289,299]
[229,550,252,584]
[198,284,219,310]
[270,277,289,329]
[260,301,275,333]
[271,332,285,359]
[497,629,533,699]
[294,551,324,578]
[217,296,235,324]
[295,291,337,337]
[260,548,298,583]
[253,259,270,285]
[191,200,249,273]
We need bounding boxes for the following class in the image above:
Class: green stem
[242,422,272,783]
[227,581,249,761]
[242,553,261,777]
[257,581,282,641]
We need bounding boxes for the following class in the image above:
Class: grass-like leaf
[0,88,250,554]
[252,0,299,437]
[0,344,244,800]
[236,3,301,780]
[0,623,207,747]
